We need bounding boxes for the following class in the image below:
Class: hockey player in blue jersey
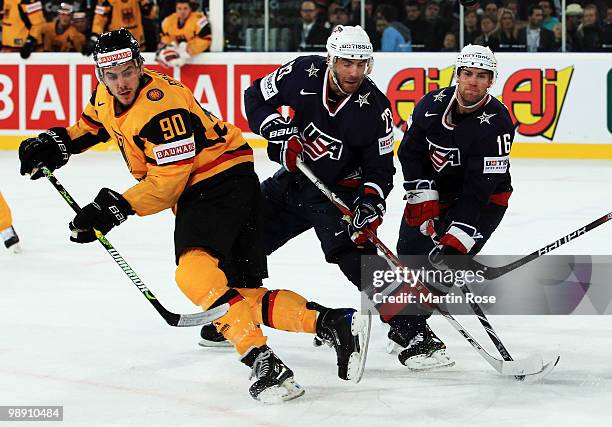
[199,25,414,366]
[393,44,515,369]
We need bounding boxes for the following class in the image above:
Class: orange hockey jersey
[1,0,44,48]
[91,0,156,46]
[41,21,86,52]
[66,69,253,216]
[161,10,211,54]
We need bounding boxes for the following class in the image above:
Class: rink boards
[0,52,610,158]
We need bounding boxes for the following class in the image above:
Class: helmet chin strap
[330,59,349,96]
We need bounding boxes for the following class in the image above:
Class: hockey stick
[470,212,612,280]
[39,166,229,327]
[297,161,555,378]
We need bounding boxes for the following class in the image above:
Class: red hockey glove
[403,179,440,227]
[428,221,482,269]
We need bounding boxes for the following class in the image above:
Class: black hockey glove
[19,36,37,59]
[19,128,71,179]
[81,34,99,56]
[260,116,300,142]
[261,117,303,172]
[346,189,385,245]
[69,188,134,243]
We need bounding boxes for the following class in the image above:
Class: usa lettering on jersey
[302,122,343,161]
[427,138,461,172]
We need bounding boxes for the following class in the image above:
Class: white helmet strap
[330,61,349,96]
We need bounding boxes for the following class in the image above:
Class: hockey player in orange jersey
[0,191,21,253]
[40,3,86,53]
[1,0,44,58]
[18,28,370,403]
[156,0,211,68]
[81,0,156,55]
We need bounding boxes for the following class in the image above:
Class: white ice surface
[1,151,611,427]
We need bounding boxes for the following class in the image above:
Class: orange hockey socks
[175,249,267,354]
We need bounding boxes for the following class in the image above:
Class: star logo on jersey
[427,138,461,172]
[477,111,497,125]
[302,122,343,161]
[355,92,370,107]
[306,63,320,77]
[433,90,447,102]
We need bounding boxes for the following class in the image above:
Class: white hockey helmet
[326,25,373,68]
[455,44,497,84]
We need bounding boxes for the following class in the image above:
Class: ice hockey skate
[242,346,304,403]
[1,226,21,254]
[387,319,455,371]
[310,303,371,383]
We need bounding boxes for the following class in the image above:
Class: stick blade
[500,354,544,376]
[518,355,560,383]
[176,303,230,327]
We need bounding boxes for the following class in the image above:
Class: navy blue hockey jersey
[244,55,395,199]
[398,86,515,227]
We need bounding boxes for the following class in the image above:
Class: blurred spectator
[224,8,242,50]
[329,3,350,27]
[42,0,64,21]
[291,0,330,51]
[156,0,210,67]
[565,3,583,50]
[551,22,562,51]
[575,3,604,51]
[403,0,428,50]
[518,4,554,51]
[423,0,449,50]
[474,14,496,45]
[314,1,329,26]
[72,11,90,37]
[441,31,458,51]
[464,9,482,44]
[349,0,379,50]
[603,5,612,51]
[462,0,483,16]
[538,0,559,31]
[503,0,525,30]
[1,0,45,58]
[488,7,524,51]
[375,3,412,51]
[41,2,85,51]
[159,0,177,21]
[483,1,498,20]
[143,0,159,51]
[82,0,157,55]
[161,1,203,22]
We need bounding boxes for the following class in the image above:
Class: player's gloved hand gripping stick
[37,165,228,327]
[296,159,558,381]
